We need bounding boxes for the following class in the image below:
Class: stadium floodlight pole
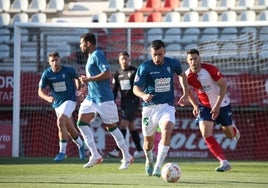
[13,23,21,157]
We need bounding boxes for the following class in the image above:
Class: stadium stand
[214,0,236,12]
[103,0,124,14]
[128,12,144,22]
[146,12,162,22]
[175,0,198,13]
[8,0,28,13]
[239,10,256,21]
[220,10,237,21]
[29,13,47,23]
[139,0,162,12]
[10,13,28,25]
[157,0,180,12]
[232,0,255,12]
[0,28,10,43]
[163,11,181,22]
[92,12,107,22]
[0,44,9,59]
[163,28,181,43]
[182,11,199,22]
[121,0,143,13]
[0,13,10,26]
[201,11,218,22]
[26,0,47,13]
[258,10,268,21]
[199,27,219,43]
[0,0,10,12]
[108,12,126,22]
[195,0,217,12]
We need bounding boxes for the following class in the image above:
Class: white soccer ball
[161,162,181,183]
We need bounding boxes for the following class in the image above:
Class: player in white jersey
[185,49,240,172]
[133,40,189,177]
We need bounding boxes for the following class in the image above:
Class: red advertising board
[0,112,12,157]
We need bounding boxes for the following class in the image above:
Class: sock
[130,130,143,151]
[154,143,169,170]
[115,128,127,151]
[205,136,226,161]
[109,127,131,160]
[72,136,83,148]
[154,131,162,155]
[144,149,154,164]
[77,124,101,158]
[59,140,67,153]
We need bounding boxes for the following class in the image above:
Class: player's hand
[79,75,89,84]
[142,94,154,103]
[210,106,220,120]
[177,95,188,106]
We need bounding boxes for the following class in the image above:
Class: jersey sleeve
[202,63,223,81]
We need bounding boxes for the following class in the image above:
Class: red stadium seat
[128,12,144,22]
[139,0,161,12]
[158,0,180,12]
[146,12,162,22]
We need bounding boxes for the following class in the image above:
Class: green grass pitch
[0,157,268,188]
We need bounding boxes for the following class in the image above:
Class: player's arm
[133,85,154,103]
[79,71,110,84]
[211,77,227,120]
[38,87,53,103]
[177,72,189,106]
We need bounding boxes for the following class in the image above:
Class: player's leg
[54,113,69,162]
[65,118,85,160]
[200,121,231,172]
[219,105,240,140]
[53,101,74,162]
[99,101,133,170]
[143,134,155,176]
[77,100,102,168]
[63,101,85,160]
[153,105,175,177]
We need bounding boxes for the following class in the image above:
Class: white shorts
[141,103,175,137]
[79,99,119,124]
[54,100,76,118]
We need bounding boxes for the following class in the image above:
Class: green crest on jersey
[143,117,149,127]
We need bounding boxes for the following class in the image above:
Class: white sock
[59,141,67,153]
[72,136,83,148]
[154,143,170,169]
[109,127,131,160]
[78,126,101,158]
[144,149,154,164]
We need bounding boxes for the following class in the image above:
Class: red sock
[205,136,226,161]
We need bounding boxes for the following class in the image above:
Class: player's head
[118,51,130,70]
[80,32,96,54]
[186,49,201,73]
[150,40,166,66]
[48,52,61,72]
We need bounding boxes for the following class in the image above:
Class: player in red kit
[185,49,240,172]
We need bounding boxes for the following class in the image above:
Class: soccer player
[38,52,85,162]
[133,40,189,177]
[108,51,144,159]
[77,32,133,170]
[185,48,240,172]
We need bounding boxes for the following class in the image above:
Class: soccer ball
[161,162,181,183]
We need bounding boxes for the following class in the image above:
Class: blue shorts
[195,105,233,126]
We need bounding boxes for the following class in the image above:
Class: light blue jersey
[134,57,182,107]
[39,66,78,108]
[85,49,114,103]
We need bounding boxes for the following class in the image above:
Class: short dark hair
[118,51,129,57]
[81,32,96,45]
[187,49,199,56]
[151,40,165,50]
[48,51,60,58]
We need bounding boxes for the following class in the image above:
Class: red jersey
[185,63,230,108]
